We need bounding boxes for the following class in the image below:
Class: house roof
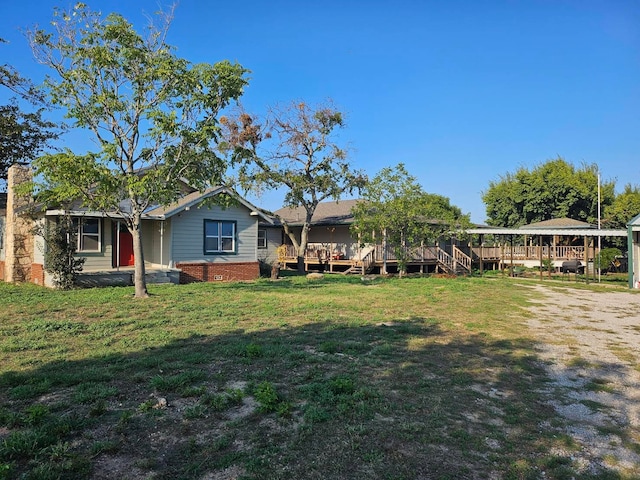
[272,199,360,226]
[522,217,594,229]
[44,187,273,223]
[628,212,640,230]
[144,187,272,223]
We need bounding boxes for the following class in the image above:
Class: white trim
[468,227,627,237]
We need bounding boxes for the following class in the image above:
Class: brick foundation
[31,263,45,286]
[176,261,260,284]
[0,260,4,281]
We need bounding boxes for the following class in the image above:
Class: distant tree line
[482,157,640,230]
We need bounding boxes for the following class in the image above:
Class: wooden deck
[279,243,598,274]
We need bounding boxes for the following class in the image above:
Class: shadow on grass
[0,315,627,480]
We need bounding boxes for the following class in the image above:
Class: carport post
[479,234,484,276]
[584,235,589,284]
[539,235,543,280]
[510,235,514,277]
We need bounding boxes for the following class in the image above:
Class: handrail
[437,248,456,274]
[452,245,471,272]
[359,247,375,273]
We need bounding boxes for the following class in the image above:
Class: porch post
[160,220,164,268]
[116,220,121,271]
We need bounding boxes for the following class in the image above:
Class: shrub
[37,215,85,289]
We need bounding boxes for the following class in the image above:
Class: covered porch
[468,221,628,280]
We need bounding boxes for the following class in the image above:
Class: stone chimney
[4,165,33,283]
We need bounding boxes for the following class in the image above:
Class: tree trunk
[297,223,311,274]
[131,215,149,298]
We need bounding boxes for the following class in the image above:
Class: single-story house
[260,199,470,274]
[0,165,272,287]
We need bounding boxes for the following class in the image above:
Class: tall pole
[597,168,601,282]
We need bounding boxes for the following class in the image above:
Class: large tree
[221,101,366,273]
[351,164,471,276]
[482,157,615,227]
[1,39,59,182]
[27,4,248,297]
[604,184,640,230]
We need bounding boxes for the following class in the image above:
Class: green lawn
[0,275,629,479]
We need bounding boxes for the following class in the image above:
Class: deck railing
[283,242,356,260]
[374,245,438,262]
[283,243,592,264]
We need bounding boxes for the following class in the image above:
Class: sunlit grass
[0,275,633,479]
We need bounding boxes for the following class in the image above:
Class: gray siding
[258,226,283,265]
[171,204,258,263]
[142,220,172,268]
[79,218,114,272]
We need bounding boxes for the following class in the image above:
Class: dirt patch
[524,284,640,476]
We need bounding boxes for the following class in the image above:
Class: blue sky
[1,0,638,222]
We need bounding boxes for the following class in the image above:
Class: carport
[468,219,627,284]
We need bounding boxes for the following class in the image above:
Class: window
[257,229,267,249]
[204,220,236,254]
[73,218,101,252]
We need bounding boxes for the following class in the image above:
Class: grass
[0,274,635,479]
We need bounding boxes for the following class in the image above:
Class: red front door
[118,229,135,267]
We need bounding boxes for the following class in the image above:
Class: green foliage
[0,39,60,180]
[604,184,640,230]
[253,381,291,415]
[482,157,615,227]
[596,247,622,273]
[0,101,59,181]
[221,101,367,272]
[37,215,85,290]
[352,163,471,274]
[27,4,249,296]
[150,370,207,394]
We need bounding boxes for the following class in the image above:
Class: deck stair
[343,245,375,275]
[437,247,472,275]
[451,246,472,275]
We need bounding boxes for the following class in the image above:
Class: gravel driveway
[524,283,640,476]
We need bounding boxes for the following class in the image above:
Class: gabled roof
[44,187,273,223]
[628,212,640,229]
[272,199,360,226]
[144,186,272,223]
